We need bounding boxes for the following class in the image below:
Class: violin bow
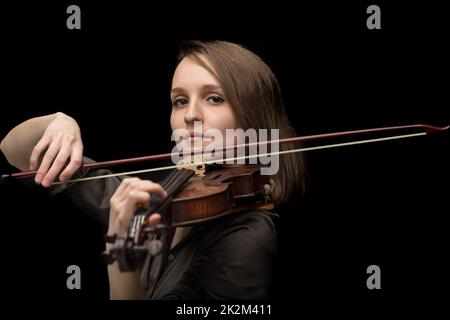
[2,123,448,184]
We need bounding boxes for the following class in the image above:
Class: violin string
[130,169,194,236]
[52,131,427,186]
[146,169,179,213]
[131,169,169,236]
[130,168,178,236]
[141,170,193,224]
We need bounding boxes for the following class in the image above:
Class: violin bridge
[177,159,205,176]
[193,163,206,176]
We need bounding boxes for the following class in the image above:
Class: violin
[102,163,274,272]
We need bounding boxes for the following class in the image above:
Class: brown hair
[177,40,306,206]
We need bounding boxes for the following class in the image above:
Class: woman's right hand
[30,112,84,187]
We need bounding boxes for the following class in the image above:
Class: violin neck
[128,168,194,238]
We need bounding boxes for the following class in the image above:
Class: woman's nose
[184,100,203,124]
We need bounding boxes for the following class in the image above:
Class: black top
[143,210,277,299]
[0,152,278,299]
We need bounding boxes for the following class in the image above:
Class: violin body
[171,165,272,227]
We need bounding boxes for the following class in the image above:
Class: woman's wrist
[0,112,61,170]
[107,222,125,238]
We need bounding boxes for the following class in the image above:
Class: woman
[0,40,305,299]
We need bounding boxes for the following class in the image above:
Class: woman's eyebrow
[201,84,225,96]
[171,84,223,95]
[171,87,185,95]
[202,84,223,91]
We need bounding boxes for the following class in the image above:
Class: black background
[1,0,448,316]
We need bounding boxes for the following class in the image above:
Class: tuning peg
[101,251,116,265]
[104,234,117,243]
[148,240,163,256]
[131,241,162,256]
[141,224,168,237]
[154,224,168,234]
[141,227,156,236]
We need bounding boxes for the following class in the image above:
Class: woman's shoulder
[223,210,278,234]
[205,209,276,229]
[192,210,278,251]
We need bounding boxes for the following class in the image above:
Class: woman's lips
[184,132,213,142]
[185,136,202,143]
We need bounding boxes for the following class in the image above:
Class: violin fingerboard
[128,169,194,237]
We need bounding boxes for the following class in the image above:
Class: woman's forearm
[107,244,146,300]
[0,112,60,171]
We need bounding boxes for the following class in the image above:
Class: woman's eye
[172,98,188,107]
[207,96,225,105]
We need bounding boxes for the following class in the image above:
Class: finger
[111,179,168,208]
[131,180,168,199]
[42,141,72,187]
[114,203,134,232]
[117,179,167,204]
[117,190,152,228]
[35,134,62,185]
[59,142,83,182]
[147,213,161,226]
[111,177,141,203]
[30,136,50,171]
[127,190,151,209]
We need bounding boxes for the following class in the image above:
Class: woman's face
[170,56,237,150]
